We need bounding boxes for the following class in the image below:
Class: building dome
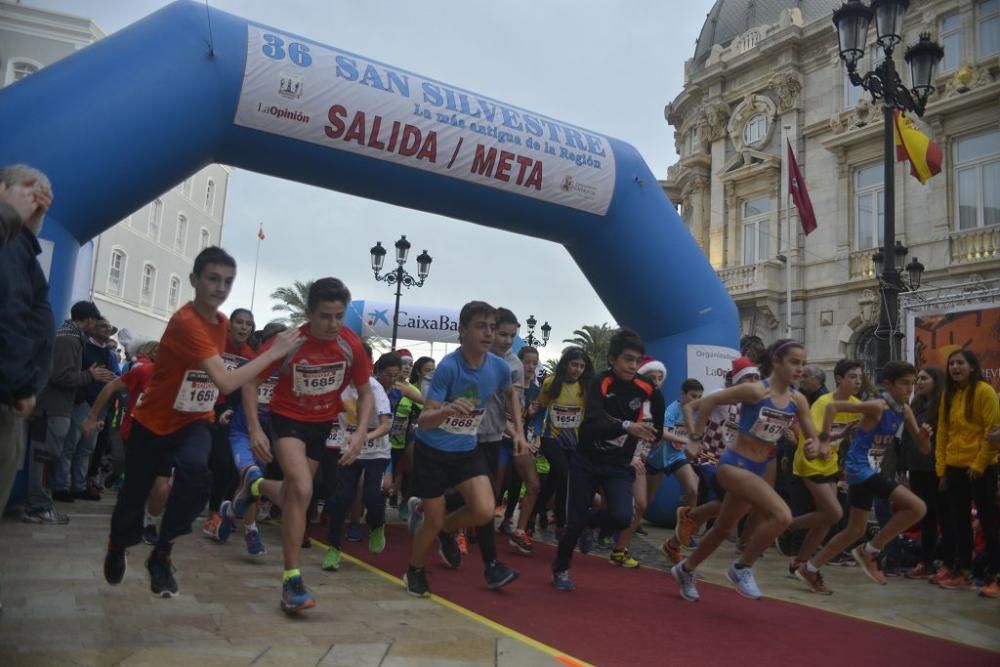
[693,0,840,69]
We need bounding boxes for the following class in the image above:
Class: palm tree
[269,280,312,325]
[563,323,616,370]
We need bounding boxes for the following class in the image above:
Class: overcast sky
[26,0,715,361]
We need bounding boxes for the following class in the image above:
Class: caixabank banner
[909,303,1000,392]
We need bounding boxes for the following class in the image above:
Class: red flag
[787,140,817,236]
[257,223,265,240]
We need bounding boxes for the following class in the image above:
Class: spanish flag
[894,110,942,185]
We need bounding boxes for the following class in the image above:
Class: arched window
[107,249,127,297]
[168,275,181,312]
[742,114,768,147]
[174,213,188,254]
[140,263,157,308]
[6,58,41,86]
[148,199,163,241]
[204,179,216,213]
[199,227,211,250]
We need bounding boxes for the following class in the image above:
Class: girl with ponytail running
[671,339,818,602]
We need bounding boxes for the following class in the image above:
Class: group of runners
[90,245,1000,613]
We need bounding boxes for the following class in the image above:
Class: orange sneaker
[795,563,833,595]
[904,563,932,579]
[455,531,468,556]
[979,581,1000,599]
[675,506,695,547]
[851,545,886,585]
[661,537,682,564]
[929,566,952,585]
[201,512,222,541]
[938,573,975,591]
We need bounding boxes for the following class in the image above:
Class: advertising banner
[686,344,740,394]
[234,26,616,216]
[347,300,460,344]
[909,303,1000,392]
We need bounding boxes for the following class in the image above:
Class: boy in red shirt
[102,247,302,597]
[236,277,372,613]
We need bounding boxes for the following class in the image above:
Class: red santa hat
[637,356,666,378]
[730,356,760,384]
[395,348,414,362]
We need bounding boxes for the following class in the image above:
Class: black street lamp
[370,235,432,350]
[523,314,551,347]
[834,0,942,368]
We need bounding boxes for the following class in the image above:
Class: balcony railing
[848,249,877,281]
[718,260,783,296]
[950,226,1000,264]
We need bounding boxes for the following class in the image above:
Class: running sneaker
[280,575,316,613]
[929,566,952,585]
[485,560,519,590]
[201,513,221,541]
[830,551,857,567]
[787,558,803,578]
[245,527,265,556]
[146,552,178,598]
[726,563,763,600]
[661,537,682,564]
[456,531,468,555]
[851,545,887,585]
[675,506,695,547]
[978,581,1000,598]
[406,497,423,535]
[347,522,364,542]
[104,542,127,585]
[498,519,513,536]
[904,563,933,579]
[403,566,431,598]
[795,563,832,595]
[322,546,342,571]
[680,537,699,554]
[232,465,263,519]
[635,525,648,536]
[141,523,158,546]
[369,525,386,554]
[438,532,463,569]
[577,528,596,554]
[22,509,69,525]
[508,530,534,555]
[671,562,699,602]
[216,501,236,544]
[937,573,975,590]
[552,569,575,592]
[609,549,640,568]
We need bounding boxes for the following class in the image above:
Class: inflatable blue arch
[0,0,737,407]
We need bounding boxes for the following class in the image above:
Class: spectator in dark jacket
[28,300,114,520]
[74,317,121,499]
[0,164,54,521]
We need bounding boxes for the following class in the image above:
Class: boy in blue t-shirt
[403,301,528,598]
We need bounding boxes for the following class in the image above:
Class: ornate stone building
[663,0,999,374]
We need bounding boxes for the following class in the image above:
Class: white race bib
[221,352,247,373]
[441,408,486,436]
[172,370,220,413]
[749,407,794,443]
[390,415,408,437]
[257,378,277,405]
[327,424,351,449]
[868,447,886,472]
[671,424,688,439]
[550,404,582,430]
[293,362,345,396]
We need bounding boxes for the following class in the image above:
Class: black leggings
[944,465,999,577]
[909,470,953,568]
[534,438,571,529]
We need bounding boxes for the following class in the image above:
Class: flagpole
[250,223,262,312]
[783,125,793,339]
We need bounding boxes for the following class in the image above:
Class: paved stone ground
[2,497,998,666]
[0,499,557,667]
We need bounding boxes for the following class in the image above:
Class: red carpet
[308,523,995,667]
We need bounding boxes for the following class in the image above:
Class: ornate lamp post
[370,235,432,350]
[834,0,942,367]
[523,315,551,347]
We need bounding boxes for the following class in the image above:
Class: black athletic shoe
[403,566,431,598]
[104,542,127,585]
[146,552,178,598]
[141,523,158,546]
[438,532,463,569]
[485,560,519,590]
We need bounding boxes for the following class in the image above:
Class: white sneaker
[726,563,762,600]
[22,509,69,525]
[671,561,700,602]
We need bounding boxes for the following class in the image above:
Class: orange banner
[912,305,1000,392]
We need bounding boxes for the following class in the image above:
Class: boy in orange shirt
[103,247,302,598]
